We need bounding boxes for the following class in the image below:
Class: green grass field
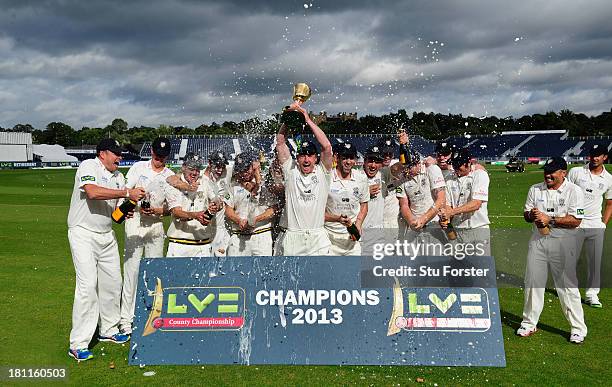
[1,165,610,386]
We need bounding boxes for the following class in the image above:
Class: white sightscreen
[0,144,28,161]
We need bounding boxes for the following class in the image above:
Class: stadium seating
[139,131,611,163]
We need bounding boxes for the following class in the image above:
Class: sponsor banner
[0,161,40,169]
[130,256,505,367]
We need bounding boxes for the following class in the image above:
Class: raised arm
[291,102,332,170]
[276,123,291,165]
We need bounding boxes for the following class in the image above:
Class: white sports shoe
[569,333,585,344]
[585,296,602,308]
[516,325,537,337]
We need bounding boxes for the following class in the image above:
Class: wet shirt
[124,160,174,226]
[325,169,369,234]
[68,157,126,233]
[165,175,218,240]
[362,170,384,229]
[396,164,446,222]
[381,160,401,226]
[524,179,585,237]
[224,184,278,233]
[282,159,331,231]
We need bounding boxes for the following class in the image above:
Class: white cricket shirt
[67,157,126,233]
[567,164,612,225]
[524,179,585,237]
[165,175,218,240]
[381,161,401,228]
[395,164,446,222]
[362,169,384,229]
[224,184,278,233]
[325,168,369,234]
[282,159,331,231]
[124,160,174,227]
[445,169,490,229]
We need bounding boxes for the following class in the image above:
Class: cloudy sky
[1,0,611,129]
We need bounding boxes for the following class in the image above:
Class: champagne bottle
[440,219,457,240]
[112,199,137,224]
[398,128,410,165]
[347,221,361,241]
[140,193,151,210]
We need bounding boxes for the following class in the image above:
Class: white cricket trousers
[68,226,122,350]
[326,229,361,256]
[575,222,606,298]
[227,231,273,256]
[521,234,587,336]
[211,225,231,257]
[166,241,213,257]
[283,229,331,256]
[119,220,165,331]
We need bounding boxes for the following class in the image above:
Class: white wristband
[124,189,130,199]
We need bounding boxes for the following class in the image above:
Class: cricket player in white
[276,102,334,256]
[119,137,174,335]
[395,149,446,244]
[202,151,233,257]
[324,142,369,255]
[224,152,279,256]
[360,145,385,255]
[362,145,385,230]
[379,138,402,230]
[517,157,588,344]
[166,151,232,256]
[567,143,612,308]
[165,153,220,257]
[439,148,491,254]
[67,138,145,361]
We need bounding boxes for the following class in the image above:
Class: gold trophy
[281,83,312,132]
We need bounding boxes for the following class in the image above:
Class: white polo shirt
[325,168,369,234]
[124,160,174,226]
[165,175,218,240]
[395,164,446,222]
[224,184,278,233]
[362,170,384,229]
[282,159,331,231]
[67,157,126,233]
[567,164,612,226]
[381,161,401,226]
[202,165,233,226]
[524,179,585,237]
[445,169,490,229]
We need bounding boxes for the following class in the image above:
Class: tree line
[3,108,612,148]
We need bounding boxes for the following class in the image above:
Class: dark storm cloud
[0,0,611,128]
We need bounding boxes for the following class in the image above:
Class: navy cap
[337,142,357,158]
[183,152,203,169]
[364,145,384,162]
[96,138,123,156]
[589,143,608,157]
[152,137,171,157]
[297,141,318,156]
[436,141,456,155]
[233,152,255,173]
[208,151,229,166]
[378,137,396,155]
[543,157,567,174]
[450,148,472,169]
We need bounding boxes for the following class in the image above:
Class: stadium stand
[138,131,611,165]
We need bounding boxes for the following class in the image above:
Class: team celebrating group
[66,103,611,360]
